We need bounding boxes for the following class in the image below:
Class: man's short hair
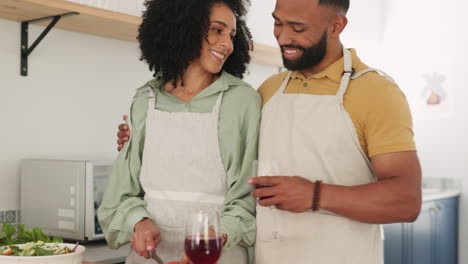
[319,0,350,14]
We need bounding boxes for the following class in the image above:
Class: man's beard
[281,31,328,71]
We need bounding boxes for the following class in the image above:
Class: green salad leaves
[0,223,69,256]
[0,222,63,246]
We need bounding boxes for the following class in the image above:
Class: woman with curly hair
[97,0,259,263]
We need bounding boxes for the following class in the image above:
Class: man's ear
[330,15,348,37]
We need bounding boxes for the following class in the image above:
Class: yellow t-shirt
[257,49,416,158]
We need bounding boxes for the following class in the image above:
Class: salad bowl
[0,242,85,264]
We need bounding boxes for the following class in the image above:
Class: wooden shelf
[0,0,141,42]
[0,0,282,67]
[251,43,282,68]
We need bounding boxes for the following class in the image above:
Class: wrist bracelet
[312,180,322,212]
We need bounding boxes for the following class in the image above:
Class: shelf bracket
[20,12,79,76]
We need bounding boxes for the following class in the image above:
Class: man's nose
[276,28,293,46]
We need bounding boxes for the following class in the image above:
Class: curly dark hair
[138,0,252,85]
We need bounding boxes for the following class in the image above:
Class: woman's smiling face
[192,3,237,74]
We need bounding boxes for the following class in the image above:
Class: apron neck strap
[211,91,224,114]
[352,68,395,83]
[148,88,156,109]
[336,47,354,100]
[277,71,293,94]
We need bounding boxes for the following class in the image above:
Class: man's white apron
[255,48,387,264]
[127,89,247,263]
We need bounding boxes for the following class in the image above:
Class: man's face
[273,0,333,71]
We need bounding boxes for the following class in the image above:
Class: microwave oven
[20,159,112,242]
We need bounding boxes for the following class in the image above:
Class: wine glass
[254,160,280,199]
[184,209,222,264]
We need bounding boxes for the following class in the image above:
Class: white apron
[255,48,388,264]
[126,89,248,264]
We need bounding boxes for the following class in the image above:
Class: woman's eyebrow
[211,21,237,33]
[211,20,227,27]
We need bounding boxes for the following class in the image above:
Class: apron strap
[147,88,156,109]
[278,71,293,94]
[124,101,135,160]
[336,47,353,100]
[336,49,396,100]
[352,68,396,83]
[124,86,152,159]
[211,91,224,115]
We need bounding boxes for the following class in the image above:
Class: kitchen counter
[83,187,459,264]
[82,241,130,264]
[423,188,460,202]
[422,177,460,202]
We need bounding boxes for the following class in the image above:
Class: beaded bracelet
[312,180,322,212]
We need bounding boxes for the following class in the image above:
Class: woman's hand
[131,218,161,259]
[179,255,192,264]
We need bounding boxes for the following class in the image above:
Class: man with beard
[248,0,421,263]
[116,0,421,263]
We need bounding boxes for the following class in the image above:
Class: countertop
[421,177,461,202]
[422,188,460,202]
[82,241,130,263]
[81,187,459,264]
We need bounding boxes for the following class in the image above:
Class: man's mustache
[280,45,306,51]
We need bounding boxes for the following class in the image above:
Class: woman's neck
[164,66,219,102]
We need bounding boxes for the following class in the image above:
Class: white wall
[341,0,386,64]
[247,0,277,46]
[0,19,153,210]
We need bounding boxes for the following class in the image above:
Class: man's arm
[250,151,421,224]
[319,151,421,223]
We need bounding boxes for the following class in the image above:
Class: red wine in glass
[185,236,222,264]
[185,209,222,264]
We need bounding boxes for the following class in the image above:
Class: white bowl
[0,243,85,264]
